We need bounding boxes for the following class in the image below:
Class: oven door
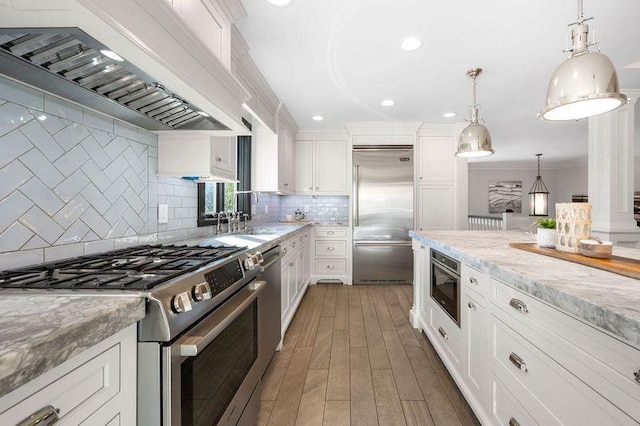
[163,281,265,425]
[430,261,460,326]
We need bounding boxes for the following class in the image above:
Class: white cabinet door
[287,256,298,308]
[278,126,295,193]
[314,140,347,194]
[280,258,290,322]
[295,140,314,194]
[462,292,489,414]
[417,136,455,182]
[210,136,236,181]
[417,184,454,231]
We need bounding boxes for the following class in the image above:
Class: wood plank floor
[257,284,480,426]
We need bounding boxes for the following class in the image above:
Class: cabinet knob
[634,369,640,384]
[289,262,295,267]
[468,301,476,309]
[327,246,335,251]
[509,298,528,313]
[284,183,289,187]
[509,352,528,372]
[327,231,334,235]
[438,326,448,340]
[508,418,521,426]
[308,187,313,190]
[326,265,335,269]
[17,405,59,426]
[215,157,221,162]
[316,186,319,190]
[469,277,478,285]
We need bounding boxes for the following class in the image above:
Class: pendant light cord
[536,153,542,178]
[577,0,584,24]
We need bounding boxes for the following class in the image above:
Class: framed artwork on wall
[489,181,522,214]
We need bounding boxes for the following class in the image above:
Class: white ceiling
[235,0,640,165]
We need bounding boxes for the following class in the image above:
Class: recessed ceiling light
[267,0,293,7]
[312,115,324,121]
[443,112,456,118]
[381,99,395,107]
[400,37,422,52]
[100,49,124,62]
[197,111,210,117]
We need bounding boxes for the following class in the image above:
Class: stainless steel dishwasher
[257,245,282,377]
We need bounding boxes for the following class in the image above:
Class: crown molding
[344,122,423,136]
[297,129,348,140]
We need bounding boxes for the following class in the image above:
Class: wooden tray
[509,243,640,280]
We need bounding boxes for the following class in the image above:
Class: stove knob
[193,282,212,302]
[254,252,264,265]
[244,257,255,271]
[172,292,192,313]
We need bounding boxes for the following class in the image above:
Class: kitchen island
[410,230,640,426]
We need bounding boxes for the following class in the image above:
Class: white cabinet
[295,140,348,195]
[311,227,349,283]
[461,286,489,419]
[0,325,137,425]
[280,231,310,336]
[158,133,237,181]
[252,105,297,194]
[415,129,468,230]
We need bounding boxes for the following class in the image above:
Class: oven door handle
[180,281,266,357]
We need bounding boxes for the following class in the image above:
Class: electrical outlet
[304,205,310,213]
[158,204,169,224]
[264,205,269,214]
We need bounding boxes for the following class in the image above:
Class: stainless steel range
[0,242,283,426]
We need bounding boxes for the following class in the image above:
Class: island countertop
[0,295,144,398]
[409,230,640,348]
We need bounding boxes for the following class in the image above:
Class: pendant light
[539,0,627,121]
[455,68,495,158]
[529,154,549,216]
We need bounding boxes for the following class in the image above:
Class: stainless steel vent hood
[0,28,229,131]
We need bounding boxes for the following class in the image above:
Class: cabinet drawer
[490,374,536,426]
[0,344,120,424]
[461,264,489,299]
[491,278,640,421]
[315,259,346,275]
[315,228,347,239]
[315,241,346,257]
[491,316,633,425]
[428,301,461,368]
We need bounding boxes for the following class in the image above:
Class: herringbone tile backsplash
[0,76,215,269]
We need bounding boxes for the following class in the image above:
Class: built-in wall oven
[430,249,461,327]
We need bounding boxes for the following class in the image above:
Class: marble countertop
[0,295,144,398]
[410,230,640,348]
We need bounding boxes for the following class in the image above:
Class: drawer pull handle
[438,326,448,340]
[509,298,528,313]
[508,417,520,426]
[326,265,336,269]
[289,262,294,267]
[17,405,59,426]
[469,277,478,285]
[327,231,335,235]
[509,352,528,372]
[327,246,335,251]
[634,369,640,384]
[468,301,476,309]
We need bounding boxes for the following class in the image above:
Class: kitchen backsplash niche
[0,76,214,269]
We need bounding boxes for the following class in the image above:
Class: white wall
[468,167,557,218]
[554,163,588,206]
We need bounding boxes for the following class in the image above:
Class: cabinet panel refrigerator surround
[0,0,250,132]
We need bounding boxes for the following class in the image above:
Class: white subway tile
[0,248,43,269]
[27,110,65,135]
[0,222,34,252]
[20,148,65,188]
[55,221,90,245]
[104,136,129,160]
[114,120,138,141]
[83,108,114,133]
[84,238,115,254]
[80,135,110,169]
[44,95,83,122]
[0,77,44,111]
[104,176,129,204]
[0,191,33,233]
[88,127,113,147]
[20,177,64,216]
[114,236,139,249]
[81,184,111,215]
[20,119,64,162]
[0,161,33,200]
[0,129,33,169]
[22,235,49,250]
[53,144,90,177]
[0,102,33,138]
[81,160,111,192]
[80,207,111,238]
[53,194,89,228]
[19,206,64,244]
[45,243,84,262]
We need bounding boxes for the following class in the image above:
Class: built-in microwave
[430,249,461,327]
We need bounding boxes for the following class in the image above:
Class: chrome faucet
[234,191,259,205]
[216,212,226,234]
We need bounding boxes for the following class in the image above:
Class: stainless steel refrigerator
[353,146,414,284]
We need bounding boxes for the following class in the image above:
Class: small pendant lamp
[539,0,627,121]
[529,154,549,216]
[455,68,495,158]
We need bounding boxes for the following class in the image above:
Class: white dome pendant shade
[455,68,495,158]
[540,0,627,121]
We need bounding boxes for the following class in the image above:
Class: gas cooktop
[0,244,246,291]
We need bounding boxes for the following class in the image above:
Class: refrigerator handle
[353,165,360,227]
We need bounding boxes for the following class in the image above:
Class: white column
[588,90,640,246]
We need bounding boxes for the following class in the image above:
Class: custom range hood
[0,29,227,131]
[0,0,251,133]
